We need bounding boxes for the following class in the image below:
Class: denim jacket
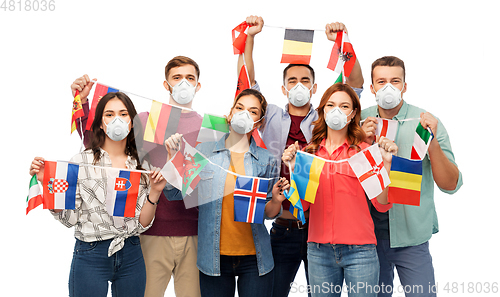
[166,133,280,276]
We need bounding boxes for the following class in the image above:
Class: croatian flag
[106,169,142,217]
[42,161,79,210]
[233,176,268,224]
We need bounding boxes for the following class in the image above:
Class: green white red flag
[410,123,433,160]
[26,175,43,215]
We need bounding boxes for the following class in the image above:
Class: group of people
[29,16,462,297]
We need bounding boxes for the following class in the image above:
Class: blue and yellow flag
[293,152,326,203]
[284,174,306,224]
[388,155,423,206]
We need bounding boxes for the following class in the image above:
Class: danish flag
[233,176,268,224]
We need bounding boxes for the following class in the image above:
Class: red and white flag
[348,144,390,199]
[232,21,248,55]
[376,119,398,141]
[327,31,357,78]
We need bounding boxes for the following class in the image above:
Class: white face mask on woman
[230,110,263,135]
[103,116,130,141]
[325,107,353,130]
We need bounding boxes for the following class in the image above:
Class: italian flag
[196,113,229,144]
[26,175,43,215]
[411,123,433,160]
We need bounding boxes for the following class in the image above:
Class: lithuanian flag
[388,155,423,206]
[280,29,314,64]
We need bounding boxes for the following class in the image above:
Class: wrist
[147,194,159,206]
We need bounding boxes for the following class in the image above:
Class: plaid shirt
[51,149,153,256]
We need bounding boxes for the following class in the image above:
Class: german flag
[144,100,182,145]
[280,29,314,64]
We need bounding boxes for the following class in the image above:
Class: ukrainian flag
[281,29,314,65]
[284,174,306,224]
[388,155,423,206]
[294,152,326,204]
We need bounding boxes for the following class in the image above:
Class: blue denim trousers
[69,237,146,297]
[376,239,436,297]
[199,255,274,297]
[307,243,379,297]
[270,221,310,297]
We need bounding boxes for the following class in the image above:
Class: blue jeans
[69,237,146,297]
[199,255,273,297]
[377,239,436,297]
[270,221,310,297]
[307,243,379,297]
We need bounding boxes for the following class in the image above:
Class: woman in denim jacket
[165,88,288,297]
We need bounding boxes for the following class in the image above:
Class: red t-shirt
[302,140,392,245]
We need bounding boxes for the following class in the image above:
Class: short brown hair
[165,56,200,80]
[283,64,316,84]
[371,56,405,82]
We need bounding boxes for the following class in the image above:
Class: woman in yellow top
[165,89,288,297]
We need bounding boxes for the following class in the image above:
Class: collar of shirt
[375,100,410,121]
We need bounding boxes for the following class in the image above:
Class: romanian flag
[106,169,142,217]
[86,83,119,131]
[71,90,85,134]
[42,161,79,210]
[144,100,182,145]
[293,151,326,203]
[281,29,314,64]
[388,155,423,206]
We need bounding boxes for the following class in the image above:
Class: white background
[1,0,499,296]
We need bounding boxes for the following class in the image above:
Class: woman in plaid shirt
[30,92,166,297]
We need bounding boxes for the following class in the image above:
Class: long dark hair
[88,92,143,170]
[305,83,365,154]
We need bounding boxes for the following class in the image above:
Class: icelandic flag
[233,176,268,224]
[42,161,79,210]
[106,169,142,217]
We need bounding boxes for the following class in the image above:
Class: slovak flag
[347,144,391,199]
[233,176,268,224]
[106,169,142,217]
[42,161,79,210]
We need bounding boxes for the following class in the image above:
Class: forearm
[428,140,460,191]
[139,190,160,227]
[237,35,256,86]
[265,198,282,219]
[345,58,364,88]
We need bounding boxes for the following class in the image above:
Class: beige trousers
[140,235,201,297]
